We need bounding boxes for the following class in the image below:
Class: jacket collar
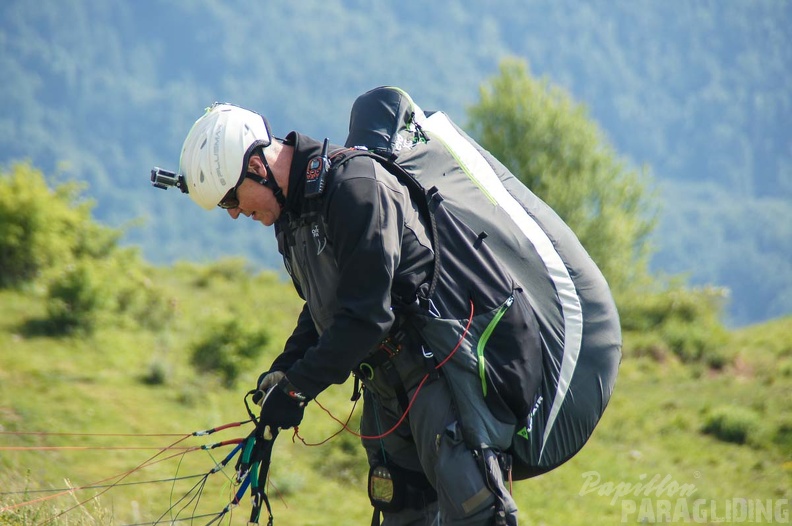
[282,131,325,218]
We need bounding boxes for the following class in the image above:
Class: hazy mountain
[1,0,789,325]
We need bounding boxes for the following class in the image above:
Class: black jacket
[269,132,434,397]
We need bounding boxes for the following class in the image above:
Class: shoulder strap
[329,148,442,313]
[328,148,431,218]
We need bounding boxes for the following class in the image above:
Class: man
[177,102,518,525]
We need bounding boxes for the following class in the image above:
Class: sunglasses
[217,172,269,209]
[218,184,242,209]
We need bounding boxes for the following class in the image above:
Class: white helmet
[179,103,272,210]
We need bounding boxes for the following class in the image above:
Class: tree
[467,58,656,296]
[0,162,119,288]
[467,59,731,363]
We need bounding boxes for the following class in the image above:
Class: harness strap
[474,448,514,526]
[382,361,410,415]
[356,332,412,413]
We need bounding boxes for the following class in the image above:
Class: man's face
[225,156,279,226]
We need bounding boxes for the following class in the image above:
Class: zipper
[476,295,514,396]
[300,238,324,308]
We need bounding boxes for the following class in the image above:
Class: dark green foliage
[190,257,255,288]
[773,422,792,457]
[701,406,762,445]
[43,249,173,335]
[190,318,270,387]
[108,249,174,331]
[140,360,170,386]
[44,260,111,334]
[0,163,119,288]
[619,284,729,364]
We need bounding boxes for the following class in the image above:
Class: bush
[107,249,173,330]
[141,360,171,386]
[43,249,174,335]
[773,421,792,456]
[45,260,113,334]
[188,257,254,288]
[701,406,762,445]
[190,318,270,387]
[619,283,730,364]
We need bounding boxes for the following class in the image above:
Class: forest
[1,0,790,326]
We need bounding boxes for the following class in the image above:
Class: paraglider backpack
[323,86,622,479]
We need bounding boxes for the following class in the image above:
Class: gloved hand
[255,370,286,404]
[258,376,308,436]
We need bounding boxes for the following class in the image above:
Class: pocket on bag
[480,289,543,420]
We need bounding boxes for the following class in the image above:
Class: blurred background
[1,0,790,326]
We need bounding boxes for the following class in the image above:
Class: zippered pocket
[477,295,514,396]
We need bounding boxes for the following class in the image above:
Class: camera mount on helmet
[150,167,188,194]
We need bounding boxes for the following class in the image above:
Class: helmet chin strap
[246,150,286,209]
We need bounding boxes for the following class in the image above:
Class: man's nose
[226,207,242,219]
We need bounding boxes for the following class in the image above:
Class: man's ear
[247,154,263,175]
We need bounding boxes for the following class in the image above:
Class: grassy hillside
[1,262,790,525]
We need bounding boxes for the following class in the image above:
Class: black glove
[258,376,308,434]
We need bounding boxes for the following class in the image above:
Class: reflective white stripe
[423,113,584,461]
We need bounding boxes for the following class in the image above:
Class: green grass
[1,267,790,525]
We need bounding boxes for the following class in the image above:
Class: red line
[308,299,475,442]
[0,431,186,437]
[0,446,197,450]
